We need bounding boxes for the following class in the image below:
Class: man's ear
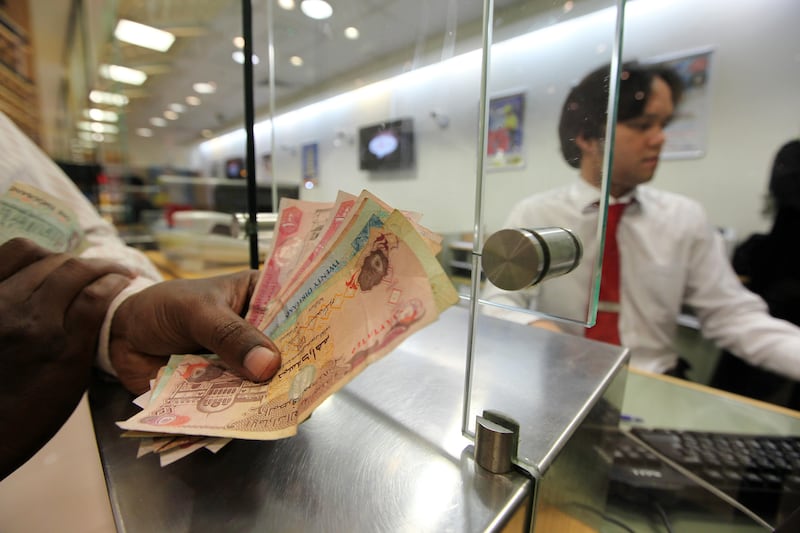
[575,133,601,154]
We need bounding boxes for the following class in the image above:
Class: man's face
[610,76,675,195]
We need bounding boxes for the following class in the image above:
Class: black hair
[769,139,800,211]
[558,61,684,168]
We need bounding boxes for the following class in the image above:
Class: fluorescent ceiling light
[232,50,260,64]
[344,27,359,40]
[89,90,129,106]
[77,121,119,134]
[278,0,296,10]
[99,64,148,86]
[300,0,332,20]
[290,55,304,66]
[114,19,175,52]
[83,108,119,122]
[193,82,217,94]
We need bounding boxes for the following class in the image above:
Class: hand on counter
[109,271,282,395]
[0,238,134,480]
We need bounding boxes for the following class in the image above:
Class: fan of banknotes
[117,189,460,466]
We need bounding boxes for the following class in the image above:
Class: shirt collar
[574,178,640,214]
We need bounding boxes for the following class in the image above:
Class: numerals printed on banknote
[118,190,458,462]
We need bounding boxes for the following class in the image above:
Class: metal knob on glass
[481,227,583,290]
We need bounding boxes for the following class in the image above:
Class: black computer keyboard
[609,427,800,523]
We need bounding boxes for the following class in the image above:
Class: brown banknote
[118,208,458,440]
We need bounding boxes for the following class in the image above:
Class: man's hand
[109,271,282,395]
[0,238,134,479]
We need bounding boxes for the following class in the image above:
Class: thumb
[193,312,282,382]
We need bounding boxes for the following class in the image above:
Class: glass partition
[476,0,622,330]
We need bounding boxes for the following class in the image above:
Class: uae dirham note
[0,181,86,252]
[118,191,458,459]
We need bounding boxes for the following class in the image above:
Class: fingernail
[243,346,279,380]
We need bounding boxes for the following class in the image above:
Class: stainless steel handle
[481,227,582,290]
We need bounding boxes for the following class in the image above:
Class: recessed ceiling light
[164,110,179,120]
[136,128,153,137]
[232,50,260,65]
[278,0,296,10]
[99,64,148,86]
[300,0,332,20]
[150,117,168,127]
[114,19,175,52]
[89,90,129,106]
[185,95,201,106]
[290,55,304,67]
[193,82,217,94]
[233,36,244,49]
[344,26,359,40]
[169,103,186,113]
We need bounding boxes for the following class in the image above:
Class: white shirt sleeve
[0,112,163,373]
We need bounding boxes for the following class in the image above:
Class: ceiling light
[233,36,244,48]
[83,108,119,122]
[193,82,217,94]
[150,117,168,127]
[89,90,129,106]
[300,0,332,20]
[77,121,119,134]
[232,50,260,64]
[201,129,214,138]
[114,19,175,52]
[186,95,201,106]
[278,0,296,10]
[290,55,304,67]
[99,64,147,86]
[344,27,359,40]
[136,128,153,137]
[169,103,186,113]
[164,110,179,120]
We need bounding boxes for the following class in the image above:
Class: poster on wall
[486,91,525,170]
[261,153,273,182]
[645,47,714,160]
[301,142,319,187]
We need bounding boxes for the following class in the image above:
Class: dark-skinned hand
[0,238,134,480]
[108,271,281,396]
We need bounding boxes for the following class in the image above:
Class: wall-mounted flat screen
[358,118,415,171]
[225,157,246,179]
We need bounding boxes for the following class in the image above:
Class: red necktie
[587,203,628,345]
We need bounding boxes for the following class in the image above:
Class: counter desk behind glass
[604,369,800,532]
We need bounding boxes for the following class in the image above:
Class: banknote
[118,208,458,441]
[247,192,357,327]
[0,181,85,253]
[250,190,443,333]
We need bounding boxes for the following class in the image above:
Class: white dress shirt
[0,112,162,373]
[482,178,800,379]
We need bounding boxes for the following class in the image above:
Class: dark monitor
[358,118,415,171]
[213,182,299,213]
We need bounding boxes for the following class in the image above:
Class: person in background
[481,62,800,382]
[711,139,800,408]
[0,111,281,480]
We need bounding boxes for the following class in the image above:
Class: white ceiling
[28,0,539,157]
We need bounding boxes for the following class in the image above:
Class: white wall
[182,0,799,240]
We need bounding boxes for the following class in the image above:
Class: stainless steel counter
[89,305,628,532]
